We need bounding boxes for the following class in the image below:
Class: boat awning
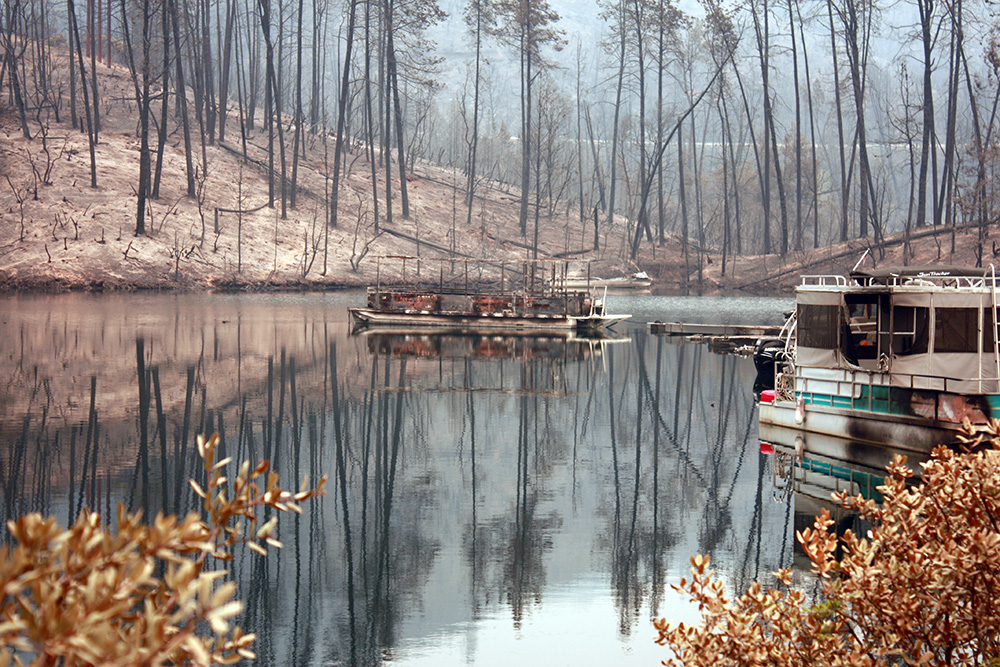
[851,266,986,285]
[796,290,844,306]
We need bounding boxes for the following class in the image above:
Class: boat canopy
[850,266,987,286]
[795,285,1000,391]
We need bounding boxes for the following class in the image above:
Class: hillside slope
[1,52,994,293]
[0,54,636,290]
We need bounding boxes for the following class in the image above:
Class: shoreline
[0,273,783,296]
[0,271,370,294]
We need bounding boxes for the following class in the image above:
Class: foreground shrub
[656,422,1000,666]
[0,434,325,667]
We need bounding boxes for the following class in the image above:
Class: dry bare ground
[0,53,655,292]
[1,51,994,293]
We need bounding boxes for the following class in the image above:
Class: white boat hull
[759,398,984,455]
[759,422,935,471]
[563,278,652,292]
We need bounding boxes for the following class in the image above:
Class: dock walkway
[649,322,782,337]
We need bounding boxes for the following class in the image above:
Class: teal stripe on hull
[801,388,1000,420]
[801,393,853,409]
[793,457,885,502]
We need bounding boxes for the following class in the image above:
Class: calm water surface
[0,292,796,666]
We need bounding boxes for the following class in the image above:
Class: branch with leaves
[656,420,1000,666]
[0,433,326,667]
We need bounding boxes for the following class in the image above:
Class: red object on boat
[760,389,775,404]
[760,442,774,455]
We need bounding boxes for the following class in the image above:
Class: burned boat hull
[759,422,925,475]
[758,397,984,454]
[348,307,629,331]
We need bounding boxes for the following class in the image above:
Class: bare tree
[0,0,32,139]
[914,0,936,228]
[493,0,565,237]
[826,0,849,242]
[67,0,97,187]
[328,0,358,232]
[119,0,158,233]
[463,0,496,228]
[835,0,881,245]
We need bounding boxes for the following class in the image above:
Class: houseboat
[348,257,631,332]
[758,265,1000,455]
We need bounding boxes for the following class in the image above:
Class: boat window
[878,297,892,359]
[892,306,929,355]
[798,304,839,349]
[844,296,878,360]
[934,308,978,354]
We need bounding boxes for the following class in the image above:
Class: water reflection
[0,293,793,666]
[359,330,626,362]
[760,426,914,569]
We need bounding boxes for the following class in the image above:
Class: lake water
[0,291,797,666]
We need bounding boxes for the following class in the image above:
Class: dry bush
[0,434,326,667]
[656,421,1000,667]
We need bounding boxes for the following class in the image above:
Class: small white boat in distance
[563,271,653,292]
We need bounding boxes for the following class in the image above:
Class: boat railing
[372,256,603,297]
[775,366,796,400]
[889,276,987,289]
[367,283,590,297]
[799,275,848,287]
[794,369,1000,408]
[768,313,798,401]
[854,273,989,289]
[804,270,994,290]
[991,264,1000,384]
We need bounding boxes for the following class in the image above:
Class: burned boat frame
[349,257,630,332]
[759,266,1000,454]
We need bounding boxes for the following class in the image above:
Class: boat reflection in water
[351,329,631,397]
[355,329,629,361]
[760,424,919,568]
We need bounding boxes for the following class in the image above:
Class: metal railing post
[992,265,1000,391]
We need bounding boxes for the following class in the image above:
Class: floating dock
[648,322,782,337]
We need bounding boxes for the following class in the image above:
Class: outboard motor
[752,337,786,393]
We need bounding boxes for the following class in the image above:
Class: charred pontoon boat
[348,257,631,332]
[758,266,1000,454]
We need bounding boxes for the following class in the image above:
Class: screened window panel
[934,308,978,353]
[892,306,929,356]
[798,305,839,349]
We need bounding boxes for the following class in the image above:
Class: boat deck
[353,257,632,332]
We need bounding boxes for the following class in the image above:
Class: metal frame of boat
[759,265,1000,453]
[349,257,631,332]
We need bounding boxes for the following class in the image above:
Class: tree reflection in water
[0,298,793,666]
